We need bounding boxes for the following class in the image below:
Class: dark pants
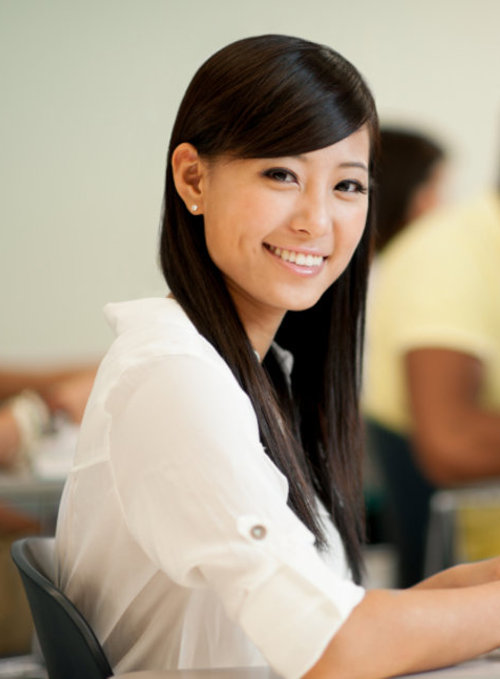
[365,418,436,588]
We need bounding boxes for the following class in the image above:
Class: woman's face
[198,126,370,348]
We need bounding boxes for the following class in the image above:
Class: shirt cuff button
[250,524,267,540]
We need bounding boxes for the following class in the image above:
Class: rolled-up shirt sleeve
[106,353,365,679]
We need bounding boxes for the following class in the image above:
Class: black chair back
[11,536,113,679]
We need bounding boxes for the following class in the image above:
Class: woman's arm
[305,582,500,679]
[412,557,500,590]
[0,367,74,400]
[406,348,500,485]
[0,365,96,404]
[0,404,21,466]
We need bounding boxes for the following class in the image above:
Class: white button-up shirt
[55,297,365,679]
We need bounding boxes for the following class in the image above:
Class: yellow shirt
[363,191,500,434]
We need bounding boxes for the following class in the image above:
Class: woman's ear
[171,143,205,215]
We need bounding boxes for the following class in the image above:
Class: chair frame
[11,536,113,679]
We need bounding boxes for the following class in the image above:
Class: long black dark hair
[160,34,379,583]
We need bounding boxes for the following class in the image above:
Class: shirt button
[250,524,267,540]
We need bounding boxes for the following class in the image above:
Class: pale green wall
[1,0,499,360]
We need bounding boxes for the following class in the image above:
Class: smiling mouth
[264,244,325,268]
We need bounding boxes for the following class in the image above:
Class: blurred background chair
[425,483,500,577]
[10,536,113,679]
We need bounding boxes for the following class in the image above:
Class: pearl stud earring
[191,204,198,212]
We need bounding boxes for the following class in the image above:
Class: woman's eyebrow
[282,155,369,173]
[339,161,369,172]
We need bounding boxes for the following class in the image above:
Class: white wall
[1,0,499,361]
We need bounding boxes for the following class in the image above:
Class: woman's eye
[335,179,368,194]
[264,168,297,183]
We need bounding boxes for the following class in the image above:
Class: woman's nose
[290,191,331,238]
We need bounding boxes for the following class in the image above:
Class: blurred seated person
[0,365,96,655]
[364,136,500,587]
[363,127,448,585]
[0,365,96,470]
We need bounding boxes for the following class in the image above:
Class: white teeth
[267,245,323,268]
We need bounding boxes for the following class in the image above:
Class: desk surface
[114,670,277,679]
[112,656,500,679]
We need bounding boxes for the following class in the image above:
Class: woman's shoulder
[94,297,242,409]
[104,296,222,364]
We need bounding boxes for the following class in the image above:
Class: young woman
[55,35,500,679]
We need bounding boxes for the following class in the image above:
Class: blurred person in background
[371,127,448,254]
[0,365,96,469]
[363,127,449,586]
[0,364,96,655]
[364,133,500,587]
